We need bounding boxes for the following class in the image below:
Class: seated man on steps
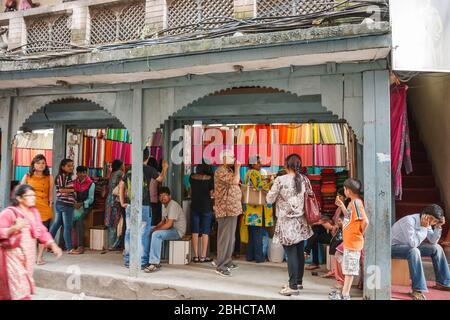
[391,204,450,300]
[144,187,186,273]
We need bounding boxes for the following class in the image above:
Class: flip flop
[305,264,320,270]
[36,260,46,266]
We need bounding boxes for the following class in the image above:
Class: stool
[391,259,411,286]
[169,239,191,265]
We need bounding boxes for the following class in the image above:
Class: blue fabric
[14,166,29,181]
[262,229,269,259]
[50,202,74,251]
[148,228,181,264]
[123,205,152,267]
[392,243,450,292]
[191,210,213,235]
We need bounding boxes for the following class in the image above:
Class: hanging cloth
[390,84,413,200]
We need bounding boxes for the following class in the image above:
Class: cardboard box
[89,227,108,250]
[391,259,411,286]
[169,240,191,265]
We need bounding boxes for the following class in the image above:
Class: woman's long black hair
[56,158,74,182]
[12,184,35,206]
[285,153,303,193]
[29,154,50,177]
[111,159,124,173]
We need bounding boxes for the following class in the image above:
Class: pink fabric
[390,84,412,200]
[18,0,32,10]
[0,206,53,300]
[73,176,93,193]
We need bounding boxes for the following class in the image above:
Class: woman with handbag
[104,159,124,250]
[0,184,62,300]
[243,155,273,263]
[266,154,313,296]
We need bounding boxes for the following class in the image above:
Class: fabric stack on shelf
[320,168,337,217]
[13,132,53,181]
[307,174,322,210]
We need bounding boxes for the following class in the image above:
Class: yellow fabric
[240,215,249,244]
[243,169,273,227]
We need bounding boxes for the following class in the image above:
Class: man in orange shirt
[330,178,369,300]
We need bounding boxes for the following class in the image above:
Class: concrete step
[33,251,362,300]
[404,163,433,176]
[400,188,441,203]
[402,176,436,189]
[410,152,428,163]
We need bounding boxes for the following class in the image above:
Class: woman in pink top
[18,0,39,10]
[0,185,62,300]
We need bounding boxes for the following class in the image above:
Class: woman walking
[20,154,53,265]
[105,159,124,250]
[0,185,62,300]
[266,154,313,296]
[190,163,214,263]
[49,158,76,254]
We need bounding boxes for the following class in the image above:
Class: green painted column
[0,97,13,210]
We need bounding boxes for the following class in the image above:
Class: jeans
[50,202,74,251]
[123,205,152,267]
[392,243,450,292]
[305,225,332,265]
[73,208,89,248]
[246,226,265,263]
[148,228,181,264]
[283,241,306,290]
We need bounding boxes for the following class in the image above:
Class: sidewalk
[33,250,363,300]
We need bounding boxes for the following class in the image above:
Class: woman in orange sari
[0,185,62,300]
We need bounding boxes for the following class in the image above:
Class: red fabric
[390,84,412,200]
[73,176,93,193]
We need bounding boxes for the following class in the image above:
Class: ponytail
[286,154,304,194]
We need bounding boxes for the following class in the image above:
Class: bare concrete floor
[33,250,364,300]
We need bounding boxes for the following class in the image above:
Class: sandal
[320,271,335,278]
[192,257,200,263]
[279,285,299,296]
[200,257,213,263]
[36,259,46,266]
[144,264,160,273]
[305,264,320,270]
[67,249,78,255]
[409,291,427,300]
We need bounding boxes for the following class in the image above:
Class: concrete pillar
[362,70,392,300]
[162,119,170,188]
[129,88,144,277]
[0,98,13,210]
[145,0,166,33]
[51,124,67,179]
[234,0,255,19]
[71,4,89,46]
[7,17,26,51]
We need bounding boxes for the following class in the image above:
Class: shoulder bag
[303,175,321,225]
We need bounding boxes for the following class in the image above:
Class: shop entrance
[164,87,359,269]
[12,98,131,253]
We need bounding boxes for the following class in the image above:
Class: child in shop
[329,178,369,300]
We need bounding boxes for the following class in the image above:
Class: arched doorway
[9,97,131,253]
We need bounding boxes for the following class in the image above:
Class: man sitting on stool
[144,187,186,273]
[391,204,450,300]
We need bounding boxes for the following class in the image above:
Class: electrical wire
[0,0,388,62]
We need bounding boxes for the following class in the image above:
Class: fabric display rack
[13,131,53,181]
[80,129,132,178]
[183,122,356,217]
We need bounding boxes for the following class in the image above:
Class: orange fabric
[104,139,113,163]
[25,174,53,222]
[343,199,367,251]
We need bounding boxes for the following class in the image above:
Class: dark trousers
[305,225,332,265]
[246,226,265,262]
[234,216,241,256]
[151,202,162,226]
[283,241,306,290]
[73,208,89,248]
